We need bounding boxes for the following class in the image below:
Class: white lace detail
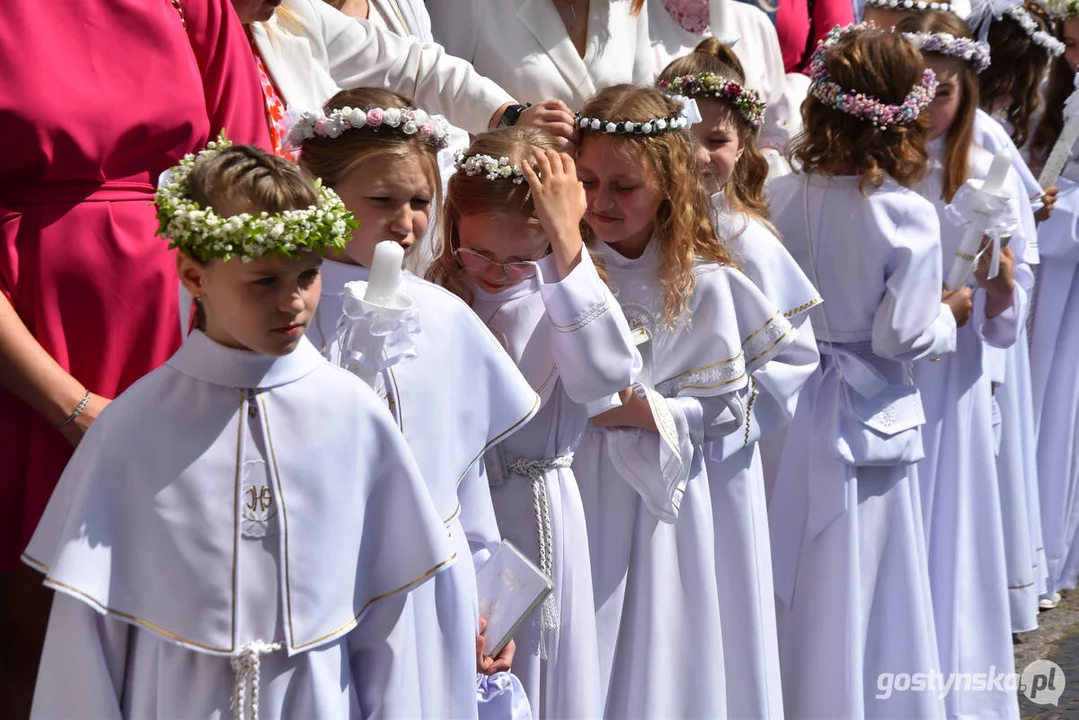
[550,299,609,333]
[231,640,283,720]
[743,312,795,369]
[656,354,746,396]
[620,303,657,338]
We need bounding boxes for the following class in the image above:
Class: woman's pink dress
[0,0,270,570]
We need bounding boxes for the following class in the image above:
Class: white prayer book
[476,540,554,656]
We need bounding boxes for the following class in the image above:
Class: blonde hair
[577,85,733,327]
[425,127,562,304]
[656,37,774,229]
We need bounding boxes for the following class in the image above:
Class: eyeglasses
[454,248,539,281]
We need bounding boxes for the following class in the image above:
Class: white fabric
[707,193,821,720]
[427,0,654,108]
[645,1,798,153]
[914,144,1023,719]
[1032,146,1079,598]
[250,0,513,132]
[576,239,795,717]
[767,172,953,719]
[468,250,641,719]
[309,259,540,719]
[27,332,455,718]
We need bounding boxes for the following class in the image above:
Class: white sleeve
[871,207,957,362]
[1036,176,1079,262]
[537,251,642,405]
[631,3,655,85]
[426,0,481,63]
[457,461,503,573]
[31,594,128,720]
[313,0,512,133]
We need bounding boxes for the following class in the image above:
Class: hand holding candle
[945,150,1013,292]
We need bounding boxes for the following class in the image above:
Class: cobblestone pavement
[1017,591,1079,719]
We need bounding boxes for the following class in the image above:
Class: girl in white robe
[295,89,541,720]
[900,14,1025,718]
[427,128,641,719]
[27,142,458,719]
[767,25,959,719]
[656,42,821,720]
[1028,46,1079,602]
[572,84,798,718]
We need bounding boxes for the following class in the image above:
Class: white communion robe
[768,173,955,720]
[427,0,654,108]
[708,192,821,720]
[973,110,1049,606]
[1031,153,1079,597]
[309,259,541,720]
[26,331,456,719]
[467,251,641,719]
[575,239,797,718]
[914,143,1024,720]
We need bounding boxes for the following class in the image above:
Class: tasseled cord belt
[231,640,283,720]
[505,452,573,659]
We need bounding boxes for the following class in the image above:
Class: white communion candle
[365,240,404,306]
[1040,112,1079,188]
[709,0,737,44]
[945,149,1012,291]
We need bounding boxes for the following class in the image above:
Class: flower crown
[1047,0,1079,20]
[658,73,768,131]
[286,106,451,151]
[902,31,992,73]
[863,0,952,11]
[808,23,937,128]
[575,112,691,136]
[454,153,528,184]
[155,135,355,262]
[970,0,1065,56]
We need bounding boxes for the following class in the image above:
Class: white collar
[168,330,325,390]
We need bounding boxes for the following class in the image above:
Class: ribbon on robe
[944,180,1017,282]
[335,280,421,377]
[670,94,704,127]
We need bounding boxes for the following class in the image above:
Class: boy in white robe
[26,141,456,719]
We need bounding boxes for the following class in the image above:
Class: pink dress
[0,0,270,570]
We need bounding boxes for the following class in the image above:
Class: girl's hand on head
[517,100,576,146]
[941,286,974,328]
[522,148,586,279]
[57,392,110,448]
[1035,186,1058,224]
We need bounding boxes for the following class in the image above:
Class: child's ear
[176,252,209,298]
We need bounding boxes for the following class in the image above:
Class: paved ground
[1017,591,1079,718]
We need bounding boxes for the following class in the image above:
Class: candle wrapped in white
[1038,75,1079,188]
[709,0,738,45]
[944,149,1014,292]
[335,241,419,389]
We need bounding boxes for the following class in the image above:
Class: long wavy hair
[656,37,773,226]
[792,25,931,192]
[978,0,1055,147]
[425,127,563,305]
[896,12,980,201]
[1031,54,1076,171]
[578,84,734,326]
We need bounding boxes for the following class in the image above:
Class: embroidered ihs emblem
[241,459,277,539]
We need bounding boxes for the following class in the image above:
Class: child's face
[179,251,322,356]
[926,57,964,141]
[456,213,548,293]
[1064,17,1079,72]
[331,152,435,267]
[576,135,664,256]
[691,99,745,194]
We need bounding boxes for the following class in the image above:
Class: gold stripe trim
[443,503,462,526]
[21,553,48,573]
[1008,581,1034,590]
[784,296,823,318]
[745,322,797,368]
[742,377,758,448]
[679,371,747,392]
[290,552,458,651]
[742,311,781,346]
[458,393,541,487]
[955,251,976,262]
[43,576,233,653]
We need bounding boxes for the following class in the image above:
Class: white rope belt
[506,452,573,659]
[231,640,282,720]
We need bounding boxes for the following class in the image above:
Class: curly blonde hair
[425,127,562,304]
[578,84,734,326]
[792,25,931,192]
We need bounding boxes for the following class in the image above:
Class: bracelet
[54,391,91,429]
